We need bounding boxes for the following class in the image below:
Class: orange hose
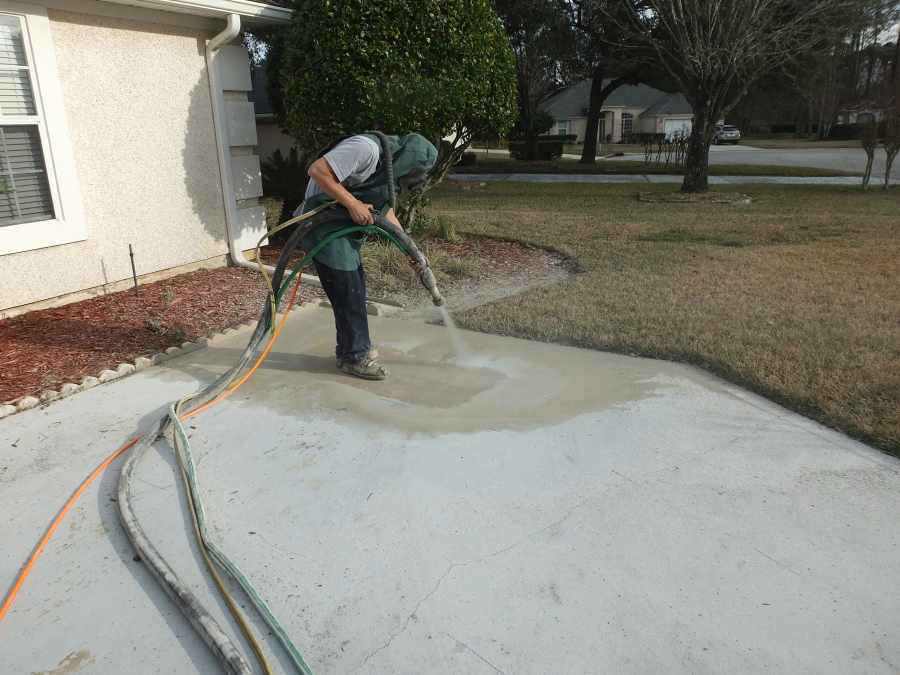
[0,437,139,622]
[0,277,302,623]
[182,276,302,420]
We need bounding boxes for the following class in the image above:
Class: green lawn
[454,157,860,177]
[429,182,900,456]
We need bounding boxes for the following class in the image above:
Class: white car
[713,125,742,144]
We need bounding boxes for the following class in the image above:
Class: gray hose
[117,432,253,675]
[117,206,442,673]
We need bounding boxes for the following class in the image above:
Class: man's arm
[307,158,375,226]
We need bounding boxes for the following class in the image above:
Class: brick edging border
[0,300,399,421]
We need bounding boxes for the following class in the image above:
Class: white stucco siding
[1,10,227,310]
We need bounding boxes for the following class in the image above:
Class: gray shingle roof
[641,93,693,116]
[541,79,683,119]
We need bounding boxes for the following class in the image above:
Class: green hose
[166,223,416,675]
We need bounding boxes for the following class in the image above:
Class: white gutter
[205,13,250,273]
[205,14,318,287]
[101,0,291,22]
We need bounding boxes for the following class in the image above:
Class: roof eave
[99,0,292,23]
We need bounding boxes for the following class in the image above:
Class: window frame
[620,112,634,139]
[0,2,86,256]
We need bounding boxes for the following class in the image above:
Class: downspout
[205,14,318,285]
[206,14,247,269]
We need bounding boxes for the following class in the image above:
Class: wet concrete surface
[2,306,900,674]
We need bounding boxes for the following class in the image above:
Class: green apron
[300,133,438,271]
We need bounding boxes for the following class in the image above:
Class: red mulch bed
[0,267,308,404]
[1,236,564,405]
[258,243,305,267]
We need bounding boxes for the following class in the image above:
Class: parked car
[713,125,742,144]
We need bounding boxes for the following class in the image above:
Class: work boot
[340,355,388,381]
[336,348,379,369]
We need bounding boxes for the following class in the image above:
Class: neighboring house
[835,105,889,125]
[541,79,694,143]
[0,0,291,317]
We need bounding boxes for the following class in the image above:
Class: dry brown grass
[429,182,900,455]
[362,240,481,293]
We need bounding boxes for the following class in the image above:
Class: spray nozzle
[418,266,444,306]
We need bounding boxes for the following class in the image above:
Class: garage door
[664,119,692,140]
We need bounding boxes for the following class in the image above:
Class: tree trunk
[580,66,605,164]
[817,94,828,140]
[682,106,713,193]
[862,150,874,188]
[581,74,633,164]
[884,148,898,190]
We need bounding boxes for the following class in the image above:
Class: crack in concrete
[352,494,597,671]
[753,547,801,576]
[353,564,456,673]
[444,632,508,674]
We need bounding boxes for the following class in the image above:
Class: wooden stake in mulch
[129,244,138,295]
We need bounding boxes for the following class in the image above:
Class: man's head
[391,133,438,195]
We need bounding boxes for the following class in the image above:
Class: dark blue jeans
[314,260,371,363]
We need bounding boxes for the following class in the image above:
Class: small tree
[861,120,879,188]
[260,147,309,224]
[882,113,900,189]
[271,0,516,228]
[611,0,859,193]
[495,0,576,157]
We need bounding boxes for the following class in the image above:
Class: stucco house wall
[0,1,275,316]
[0,9,225,311]
[551,107,646,144]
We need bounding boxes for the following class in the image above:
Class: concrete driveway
[3,306,899,674]
[608,144,885,178]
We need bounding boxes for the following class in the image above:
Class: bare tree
[861,120,879,187]
[883,113,900,187]
[609,0,860,192]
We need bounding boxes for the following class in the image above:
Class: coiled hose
[116,208,442,675]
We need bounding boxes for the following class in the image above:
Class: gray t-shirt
[299,135,380,212]
[294,135,381,271]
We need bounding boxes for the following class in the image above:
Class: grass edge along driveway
[430,182,900,456]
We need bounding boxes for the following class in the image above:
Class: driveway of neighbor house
[477,145,886,177]
[2,307,899,674]
[619,144,887,176]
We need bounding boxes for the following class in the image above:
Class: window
[0,4,85,256]
[0,14,54,226]
[620,112,634,140]
[556,120,570,136]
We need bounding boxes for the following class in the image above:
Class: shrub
[509,140,564,160]
[829,123,864,140]
[260,148,309,229]
[270,0,517,229]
